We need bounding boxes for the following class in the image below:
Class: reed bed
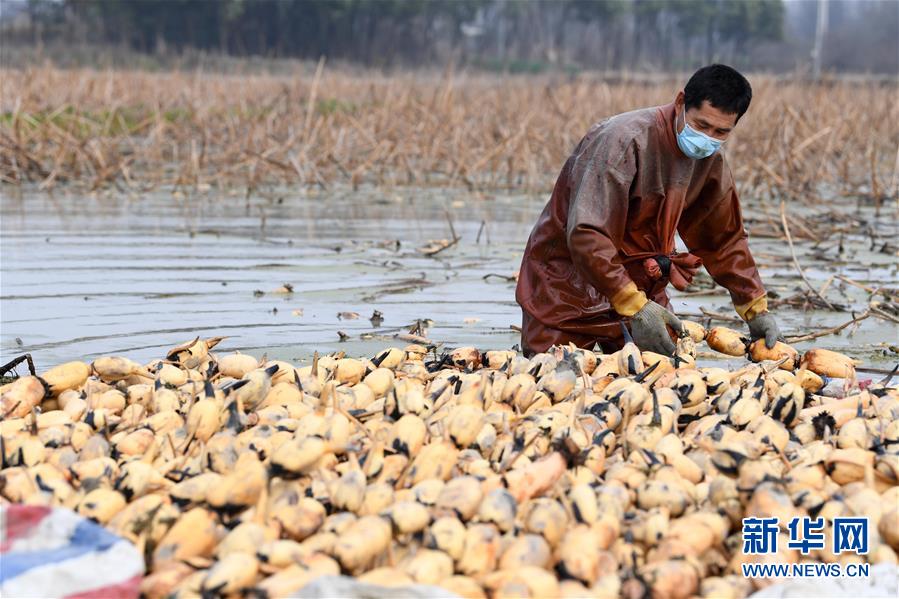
[1,65,897,201]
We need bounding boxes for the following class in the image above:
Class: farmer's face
[675,90,738,142]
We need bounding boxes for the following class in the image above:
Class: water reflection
[1,187,895,370]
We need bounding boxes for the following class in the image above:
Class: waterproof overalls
[516,102,768,356]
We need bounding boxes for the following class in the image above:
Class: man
[516,64,782,357]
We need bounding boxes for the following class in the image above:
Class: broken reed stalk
[784,310,870,344]
[0,353,36,377]
[779,200,838,311]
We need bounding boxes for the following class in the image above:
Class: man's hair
[684,64,752,121]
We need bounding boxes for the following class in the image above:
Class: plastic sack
[1,505,144,598]
[749,563,899,598]
[291,575,459,598]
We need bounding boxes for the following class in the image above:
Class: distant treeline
[3,0,897,73]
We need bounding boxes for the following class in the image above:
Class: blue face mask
[676,108,723,159]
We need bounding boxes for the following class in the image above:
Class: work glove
[747,312,784,349]
[630,301,684,356]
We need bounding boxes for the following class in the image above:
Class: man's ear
[675,90,685,109]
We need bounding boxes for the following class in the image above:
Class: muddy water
[1,187,896,372]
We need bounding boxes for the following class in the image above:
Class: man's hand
[630,301,684,356]
[747,312,784,349]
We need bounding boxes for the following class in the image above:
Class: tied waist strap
[640,252,703,291]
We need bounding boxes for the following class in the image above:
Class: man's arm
[565,148,647,317]
[565,135,686,355]
[678,160,768,321]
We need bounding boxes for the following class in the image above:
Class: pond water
[1,186,896,373]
